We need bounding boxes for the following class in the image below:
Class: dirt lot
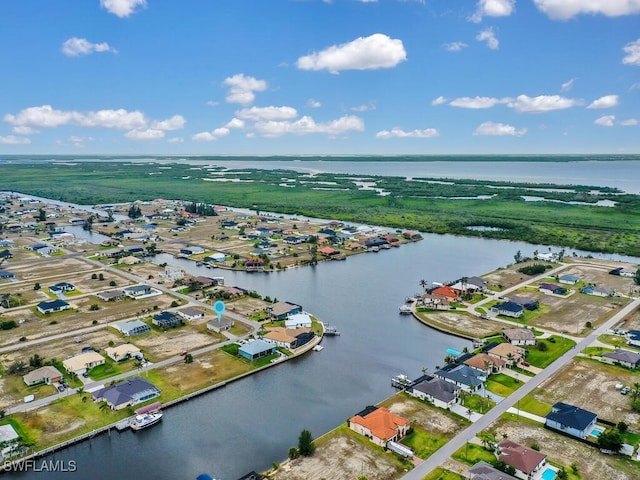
[380,393,468,435]
[559,263,638,296]
[5,256,97,281]
[517,287,629,334]
[133,325,225,360]
[618,307,640,331]
[482,260,552,291]
[488,415,638,480]
[531,358,640,428]
[271,431,406,480]
[416,311,501,339]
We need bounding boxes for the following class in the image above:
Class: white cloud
[587,95,619,109]
[470,0,515,23]
[375,127,439,139]
[167,137,184,143]
[222,74,267,105]
[69,135,94,143]
[431,96,448,106]
[206,100,220,107]
[225,118,245,129]
[594,115,616,127]
[0,135,31,145]
[12,126,38,135]
[125,128,165,140]
[77,109,147,129]
[4,105,74,127]
[100,0,147,18]
[620,118,638,126]
[473,121,526,136]
[254,115,364,138]
[561,78,576,92]
[236,106,298,121]
[623,38,640,66]
[476,28,499,50]
[192,128,230,142]
[507,95,582,113]
[62,37,117,57]
[296,33,407,74]
[351,102,376,112]
[533,0,640,20]
[443,42,468,52]
[151,115,186,131]
[306,99,322,108]
[450,96,510,109]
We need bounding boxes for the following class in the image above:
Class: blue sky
[1,0,639,155]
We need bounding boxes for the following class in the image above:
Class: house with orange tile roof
[348,406,410,447]
[262,327,314,350]
[317,246,340,256]
[430,285,458,301]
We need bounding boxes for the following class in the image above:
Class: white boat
[130,411,163,431]
[313,344,324,352]
[399,305,412,314]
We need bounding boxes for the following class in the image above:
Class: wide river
[7,159,640,480]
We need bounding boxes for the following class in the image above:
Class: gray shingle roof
[545,402,597,430]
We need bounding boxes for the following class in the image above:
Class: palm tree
[506,352,515,367]
[632,382,640,402]
[419,279,428,291]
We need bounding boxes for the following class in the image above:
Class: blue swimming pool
[541,468,557,480]
[591,428,603,437]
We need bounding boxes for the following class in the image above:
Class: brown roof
[498,439,546,474]
[263,327,311,343]
[464,353,506,371]
[317,246,339,255]
[431,286,458,299]
[488,343,524,359]
[350,407,410,442]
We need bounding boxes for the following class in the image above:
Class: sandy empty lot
[416,311,501,339]
[133,326,224,360]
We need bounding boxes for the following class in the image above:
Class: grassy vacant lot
[462,393,496,414]
[530,358,640,428]
[488,414,638,480]
[598,334,639,350]
[524,335,575,368]
[3,161,640,256]
[486,373,524,397]
[402,428,448,459]
[451,442,496,467]
[421,468,464,480]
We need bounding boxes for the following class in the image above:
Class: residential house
[112,319,151,337]
[469,461,517,480]
[207,317,235,333]
[0,270,15,279]
[49,282,75,295]
[538,283,567,295]
[488,343,525,366]
[435,364,485,392]
[268,301,302,320]
[237,472,264,480]
[507,296,538,310]
[262,327,314,350]
[450,280,482,295]
[27,243,57,255]
[245,258,265,271]
[124,285,153,298]
[0,249,12,260]
[284,313,312,329]
[626,330,640,348]
[502,328,536,346]
[105,344,143,362]
[23,366,63,386]
[238,339,276,361]
[92,377,160,410]
[619,266,637,278]
[497,439,547,480]
[411,377,460,409]
[0,240,14,248]
[180,246,206,256]
[491,301,524,318]
[97,290,125,301]
[558,274,580,285]
[601,349,640,369]
[177,307,205,321]
[419,293,450,310]
[464,353,507,374]
[466,276,488,291]
[430,285,458,301]
[0,424,20,462]
[37,299,71,314]
[62,351,105,376]
[204,252,226,262]
[544,402,598,439]
[348,406,410,448]
[581,285,615,297]
[317,246,340,256]
[152,311,183,329]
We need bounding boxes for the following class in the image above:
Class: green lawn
[525,335,575,368]
[598,334,638,350]
[401,427,448,459]
[486,373,523,396]
[582,346,614,357]
[516,395,553,417]
[422,467,465,480]
[451,443,496,467]
[88,358,137,380]
[462,393,495,414]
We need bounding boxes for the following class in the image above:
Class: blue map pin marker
[213,301,226,322]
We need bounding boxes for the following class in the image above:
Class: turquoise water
[591,428,603,437]
[541,468,557,480]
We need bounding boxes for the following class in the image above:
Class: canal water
[12,232,626,480]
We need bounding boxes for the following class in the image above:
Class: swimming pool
[590,425,606,437]
[541,467,557,480]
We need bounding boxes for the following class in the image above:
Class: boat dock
[324,325,340,335]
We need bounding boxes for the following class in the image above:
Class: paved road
[401,294,640,479]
